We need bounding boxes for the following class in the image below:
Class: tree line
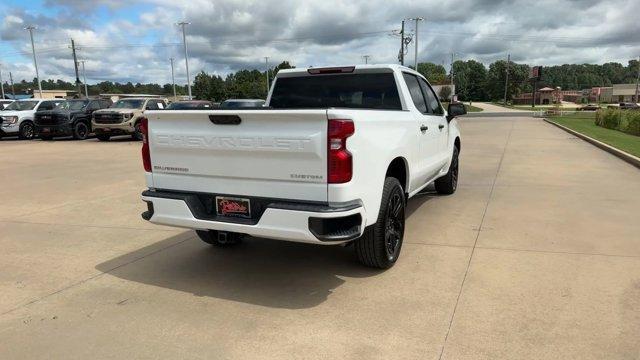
[3,59,638,103]
[417,59,640,102]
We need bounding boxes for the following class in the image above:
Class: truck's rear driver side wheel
[435,146,459,195]
[196,230,242,247]
[355,177,405,269]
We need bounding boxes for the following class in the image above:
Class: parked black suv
[35,99,112,140]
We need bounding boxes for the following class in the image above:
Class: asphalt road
[1,118,639,359]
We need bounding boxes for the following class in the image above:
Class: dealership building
[611,84,639,103]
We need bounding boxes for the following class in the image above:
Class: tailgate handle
[209,115,241,125]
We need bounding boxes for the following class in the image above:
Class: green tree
[452,60,487,101]
[486,60,530,101]
[417,62,447,84]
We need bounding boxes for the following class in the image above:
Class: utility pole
[70,39,82,96]
[9,72,15,98]
[176,21,192,99]
[451,53,456,86]
[503,53,510,106]
[169,57,177,100]
[399,20,405,65]
[635,55,640,103]
[408,17,424,69]
[362,55,371,64]
[0,64,5,99]
[80,60,88,97]
[24,26,43,98]
[264,57,270,95]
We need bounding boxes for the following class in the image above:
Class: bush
[595,108,640,136]
[600,109,621,130]
[624,111,640,136]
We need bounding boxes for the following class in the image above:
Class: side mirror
[447,102,466,122]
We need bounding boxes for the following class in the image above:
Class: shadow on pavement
[95,189,439,309]
[96,232,381,309]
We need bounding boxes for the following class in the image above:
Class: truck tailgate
[147,109,328,202]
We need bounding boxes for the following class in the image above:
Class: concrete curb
[543,118,640,169]
[463,111,535,118]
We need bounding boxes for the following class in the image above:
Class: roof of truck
[278,64,411,74]
[276,64,419,78]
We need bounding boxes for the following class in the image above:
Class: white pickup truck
[140,64,465,268]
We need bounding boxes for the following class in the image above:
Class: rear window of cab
[270,73,401,110]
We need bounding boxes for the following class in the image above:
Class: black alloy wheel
[19,122,35,140]
[384,190,405,260]
[74,122,89,140]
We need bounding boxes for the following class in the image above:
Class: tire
[96,134,111,141]
[196,230,242,247]
[435,146,459,195]
[354,177,405,269]
[132,121,143,140]
[18,122,35,140]
[73,122,89,140]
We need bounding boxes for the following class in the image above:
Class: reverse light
[328,119,354,183]
[141,117,152,172]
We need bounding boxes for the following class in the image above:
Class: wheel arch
[385,156,409,193]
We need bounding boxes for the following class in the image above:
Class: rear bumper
[141,189,365,244]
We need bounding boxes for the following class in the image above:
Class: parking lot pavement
[1,120,639,359]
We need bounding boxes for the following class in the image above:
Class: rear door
[419,78,449,167]
[148,109,329,202]
[402,73,442,184]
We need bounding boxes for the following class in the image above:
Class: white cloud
[1,0,639,86]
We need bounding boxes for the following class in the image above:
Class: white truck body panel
[148,109,328,202]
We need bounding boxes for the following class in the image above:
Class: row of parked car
[0,98,265,141]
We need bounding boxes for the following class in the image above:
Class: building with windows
[612,84,639,103]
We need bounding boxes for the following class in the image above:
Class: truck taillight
[328,119,354,183]
[141,117,151,172]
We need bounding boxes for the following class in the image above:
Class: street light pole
[407,17,424,69]
[170,57,177,100]
[25,26,43,98]
[362,55,371,64]
[9,72,15,98]
[264,57,270,95]
[80,60,88,97]
[176,21,192,100]
[503,53,510,106]
[635,55,640,103]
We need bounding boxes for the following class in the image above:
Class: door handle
[438,124,445,130]
[420,125,428,132]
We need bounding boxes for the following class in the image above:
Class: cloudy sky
[1,0,639,85]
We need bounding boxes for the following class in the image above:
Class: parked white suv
[140,64,465,268]
[0,99,63,140]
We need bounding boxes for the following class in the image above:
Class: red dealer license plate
[216,196,251,218]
